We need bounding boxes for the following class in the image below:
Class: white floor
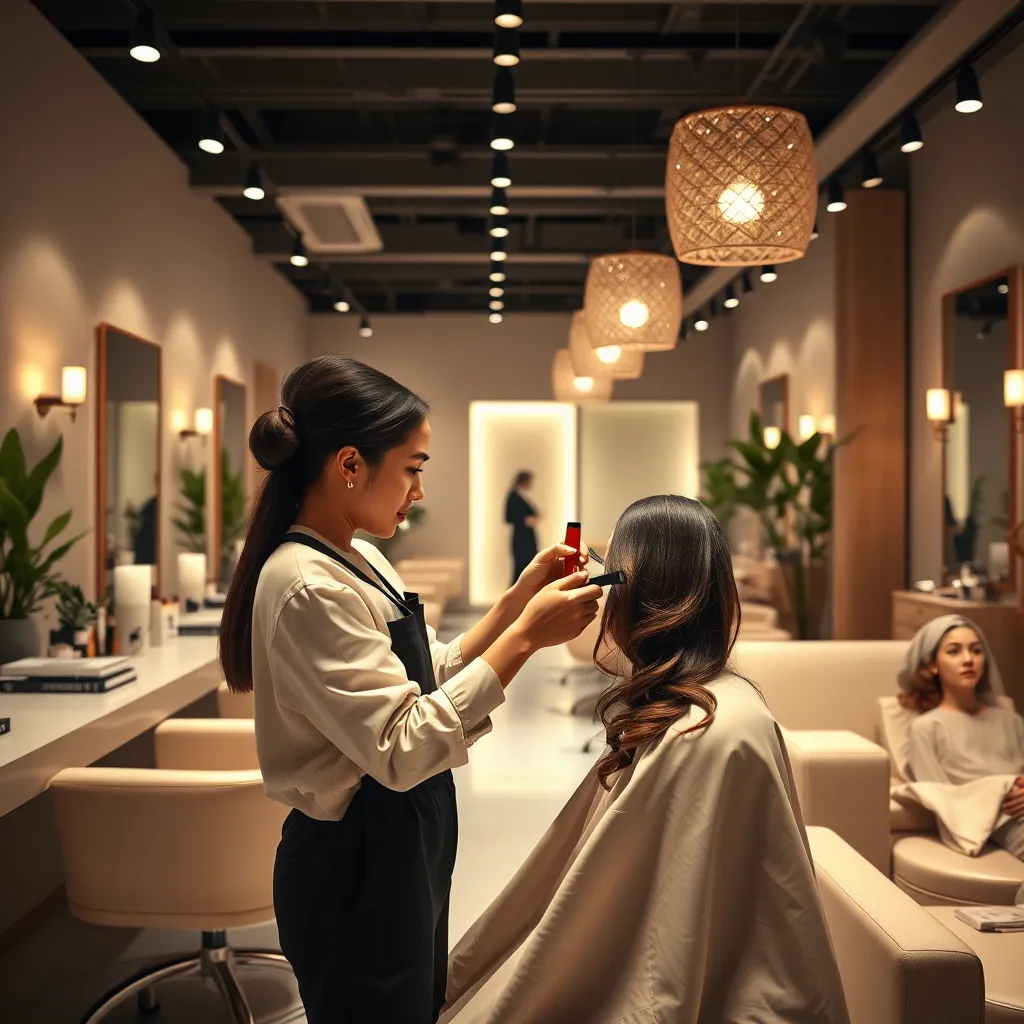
[0,618,606,1022]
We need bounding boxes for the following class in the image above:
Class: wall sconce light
[1006,369,1024,432]
[798,414,817,441]
[35,366,87,421]
[176,407,213,440]
[763,425,782,450]
[926,387,954,440]
[820,414,836,437]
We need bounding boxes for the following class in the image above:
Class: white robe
[440,674,850,1024]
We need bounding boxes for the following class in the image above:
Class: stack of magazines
[0,657,136,694]
[178,609,222,636]
[954,905,1024,932]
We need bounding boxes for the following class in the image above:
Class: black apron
[272,533,458,1024]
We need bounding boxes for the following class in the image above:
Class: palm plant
[173,466,206,554]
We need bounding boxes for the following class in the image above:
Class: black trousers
[273,771,458,1024]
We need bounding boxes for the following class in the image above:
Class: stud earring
[347,481,354,489]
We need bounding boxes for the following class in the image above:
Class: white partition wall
[470,402,578,606]
[580,402,700,546]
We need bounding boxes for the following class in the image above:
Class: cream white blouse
[251,526,504,820]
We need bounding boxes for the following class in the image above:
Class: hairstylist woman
[219,355,601,1024]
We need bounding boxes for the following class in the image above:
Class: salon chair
[49,719,291,1024]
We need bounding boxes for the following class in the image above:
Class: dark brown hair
[898,622,993,713]
[219,355,429,692]
[593,495,743,789]
[514,470,534,488]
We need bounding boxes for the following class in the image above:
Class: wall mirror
[942,267,1023,588]
[214,375,248,590]
[759,374,790,443]
[96,324,162,600]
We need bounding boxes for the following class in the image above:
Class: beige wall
[307,312,732,575]
[0,0,306,610]
[910,40,1024,582]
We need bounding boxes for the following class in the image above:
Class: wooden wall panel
[833,189,908,639]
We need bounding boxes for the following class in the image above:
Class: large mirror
[96,324,161,600]
[759,374,790,440]
[215,376,248,590]
[942,268,1021,586]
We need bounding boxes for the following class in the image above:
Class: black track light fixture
[289,233,309,268]
[760,265,778,283]
[694,311,710,332]
[333,296,350,313]
[493,27,520,67]
[741,271,754,293]
[826,178,847,214]
[860,150,883,189]
[489,215,509,239]
[359,316,374,339]
[723,285,739,309]
[490,237,508,262]
[810,221,820,241]
[489,186,509,216]
[955,65,983,114]
[494,0,523,29]
[129,8,161,62]
[198,113,225,155]
[489,262,507,283]
[243,161,265,201]
[900,111,924,153]
[490,152,511,188]
[490,114,515,152]
[492,67,517,114]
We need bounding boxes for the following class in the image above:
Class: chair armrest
[216,680,255,719]
[785,729,892,875]
[808,827,983,1024]
[155,718,258,770]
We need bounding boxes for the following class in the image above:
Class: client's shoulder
[664,672,777,750]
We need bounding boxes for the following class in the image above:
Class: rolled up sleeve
[270,584,504,792]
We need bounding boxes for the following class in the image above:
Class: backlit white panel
[470,402,577,606]
[580,402,699,547]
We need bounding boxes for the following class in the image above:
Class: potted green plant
[172,466,206,554]
[52,582,98,654]
[0,429,85,664]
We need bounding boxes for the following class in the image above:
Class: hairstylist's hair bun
[250,407,299,472]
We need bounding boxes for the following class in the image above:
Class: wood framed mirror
[941,266,1023,589]
[759,374,790,444]
[96,324,162,601]
[213,375,248,592]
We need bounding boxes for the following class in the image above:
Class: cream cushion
[217,679,255,719]
[808,826,983,1024]
[927,907,1024,1022]
[892,835,1024,906]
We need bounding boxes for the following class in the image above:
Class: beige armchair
[808,826,984,1024]
[216,680,255,719]
[49,719,289,1024]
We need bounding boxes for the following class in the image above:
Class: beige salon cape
[440,674,850,1024]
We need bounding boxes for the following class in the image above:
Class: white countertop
[0,637,221,817]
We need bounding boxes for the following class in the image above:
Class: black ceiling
[34,0,946,315]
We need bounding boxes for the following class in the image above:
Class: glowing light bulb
[694,317,709,332]
[574,376,595,393]
[718,182,765,224]
[489,313,503,324]
[619,300,649,329]
[798,415,816,441]
[596,346,622,364]
[763,426,781,450]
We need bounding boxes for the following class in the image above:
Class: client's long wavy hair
[593,495,742,789]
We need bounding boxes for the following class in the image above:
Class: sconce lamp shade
[61,366,87,406]
[552,349,612,404]
[820,414,837,436]
[583,252,682,352]
[665,106,817,267]
[763,426,782,450]
[194,407,214,435]
[926,388,952,423]
[798,414,816,441]
[569,311,644,380]
[1005,369,1024,408]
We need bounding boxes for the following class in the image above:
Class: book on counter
[954,905,1024,932]
[0,656,136,694]
[178,609,223,636]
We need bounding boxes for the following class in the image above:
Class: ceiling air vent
[276,193,383,254]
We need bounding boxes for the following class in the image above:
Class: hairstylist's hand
[516,572,602,649]
[1003,778,1024,819]
[513,541,590,599]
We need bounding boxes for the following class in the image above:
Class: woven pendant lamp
[666,106,816,267]
[552,349,612,405]
[583,252,682,352]
[569,311,644,380]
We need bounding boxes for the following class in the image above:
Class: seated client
[439,495,849,1024]
[900,615,1024,861]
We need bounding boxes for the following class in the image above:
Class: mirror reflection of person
[504,471,539,587]
[441,496,849,1023]
[133,475,159,567]
[900,616,1024,867]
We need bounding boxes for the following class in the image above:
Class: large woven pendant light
[665,106,816,266]
[569,311,644,380]
[583,252,683,352]
[552,349,612,404]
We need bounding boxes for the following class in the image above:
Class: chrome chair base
[82,930,293,1024]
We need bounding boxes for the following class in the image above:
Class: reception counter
[0,637,221,819]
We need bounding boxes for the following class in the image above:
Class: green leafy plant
[0,429,85,619]
[699,457,739,531]
[55,582,98,631]
[173,466,206,553]
[220,449,247,575]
